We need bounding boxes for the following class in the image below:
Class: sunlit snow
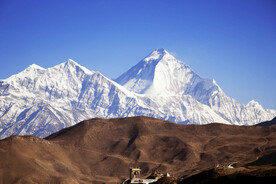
[0,49,275,139]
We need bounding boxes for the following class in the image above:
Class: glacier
[0,49,275,139]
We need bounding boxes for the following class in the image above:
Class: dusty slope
[178,164,276,184]
[0,116,276,184]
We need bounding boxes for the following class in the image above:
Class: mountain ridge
[0,49,275,139]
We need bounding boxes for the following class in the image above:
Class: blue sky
[0,0,275,109]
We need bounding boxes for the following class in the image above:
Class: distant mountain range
[0,49,275,139]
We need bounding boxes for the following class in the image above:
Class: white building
[121,167,157,184]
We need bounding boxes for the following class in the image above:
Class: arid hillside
[0,116,275,184]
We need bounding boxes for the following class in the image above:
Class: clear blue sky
[0,0,275,109]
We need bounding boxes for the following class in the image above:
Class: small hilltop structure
[121,167,159,184]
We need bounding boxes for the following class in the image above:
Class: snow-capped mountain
[115,48,276,125]
[0,49,275,139]
[115,48,219,97]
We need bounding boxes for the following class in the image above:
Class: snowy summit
[115,48,219,97]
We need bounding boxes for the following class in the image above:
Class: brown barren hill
[0,116,276,184]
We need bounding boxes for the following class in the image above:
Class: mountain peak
[64,59,79,67]
[28,64,45,70]
[154,48,167,55]
[115,48,196,95]
[66,59,78,65]
[247,100,260,106]
[144,48,172,63]
[247,100,263,109]
[61,59,93,75]
[5,63,45,80]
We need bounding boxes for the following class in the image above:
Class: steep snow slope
[116,48,276,125]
